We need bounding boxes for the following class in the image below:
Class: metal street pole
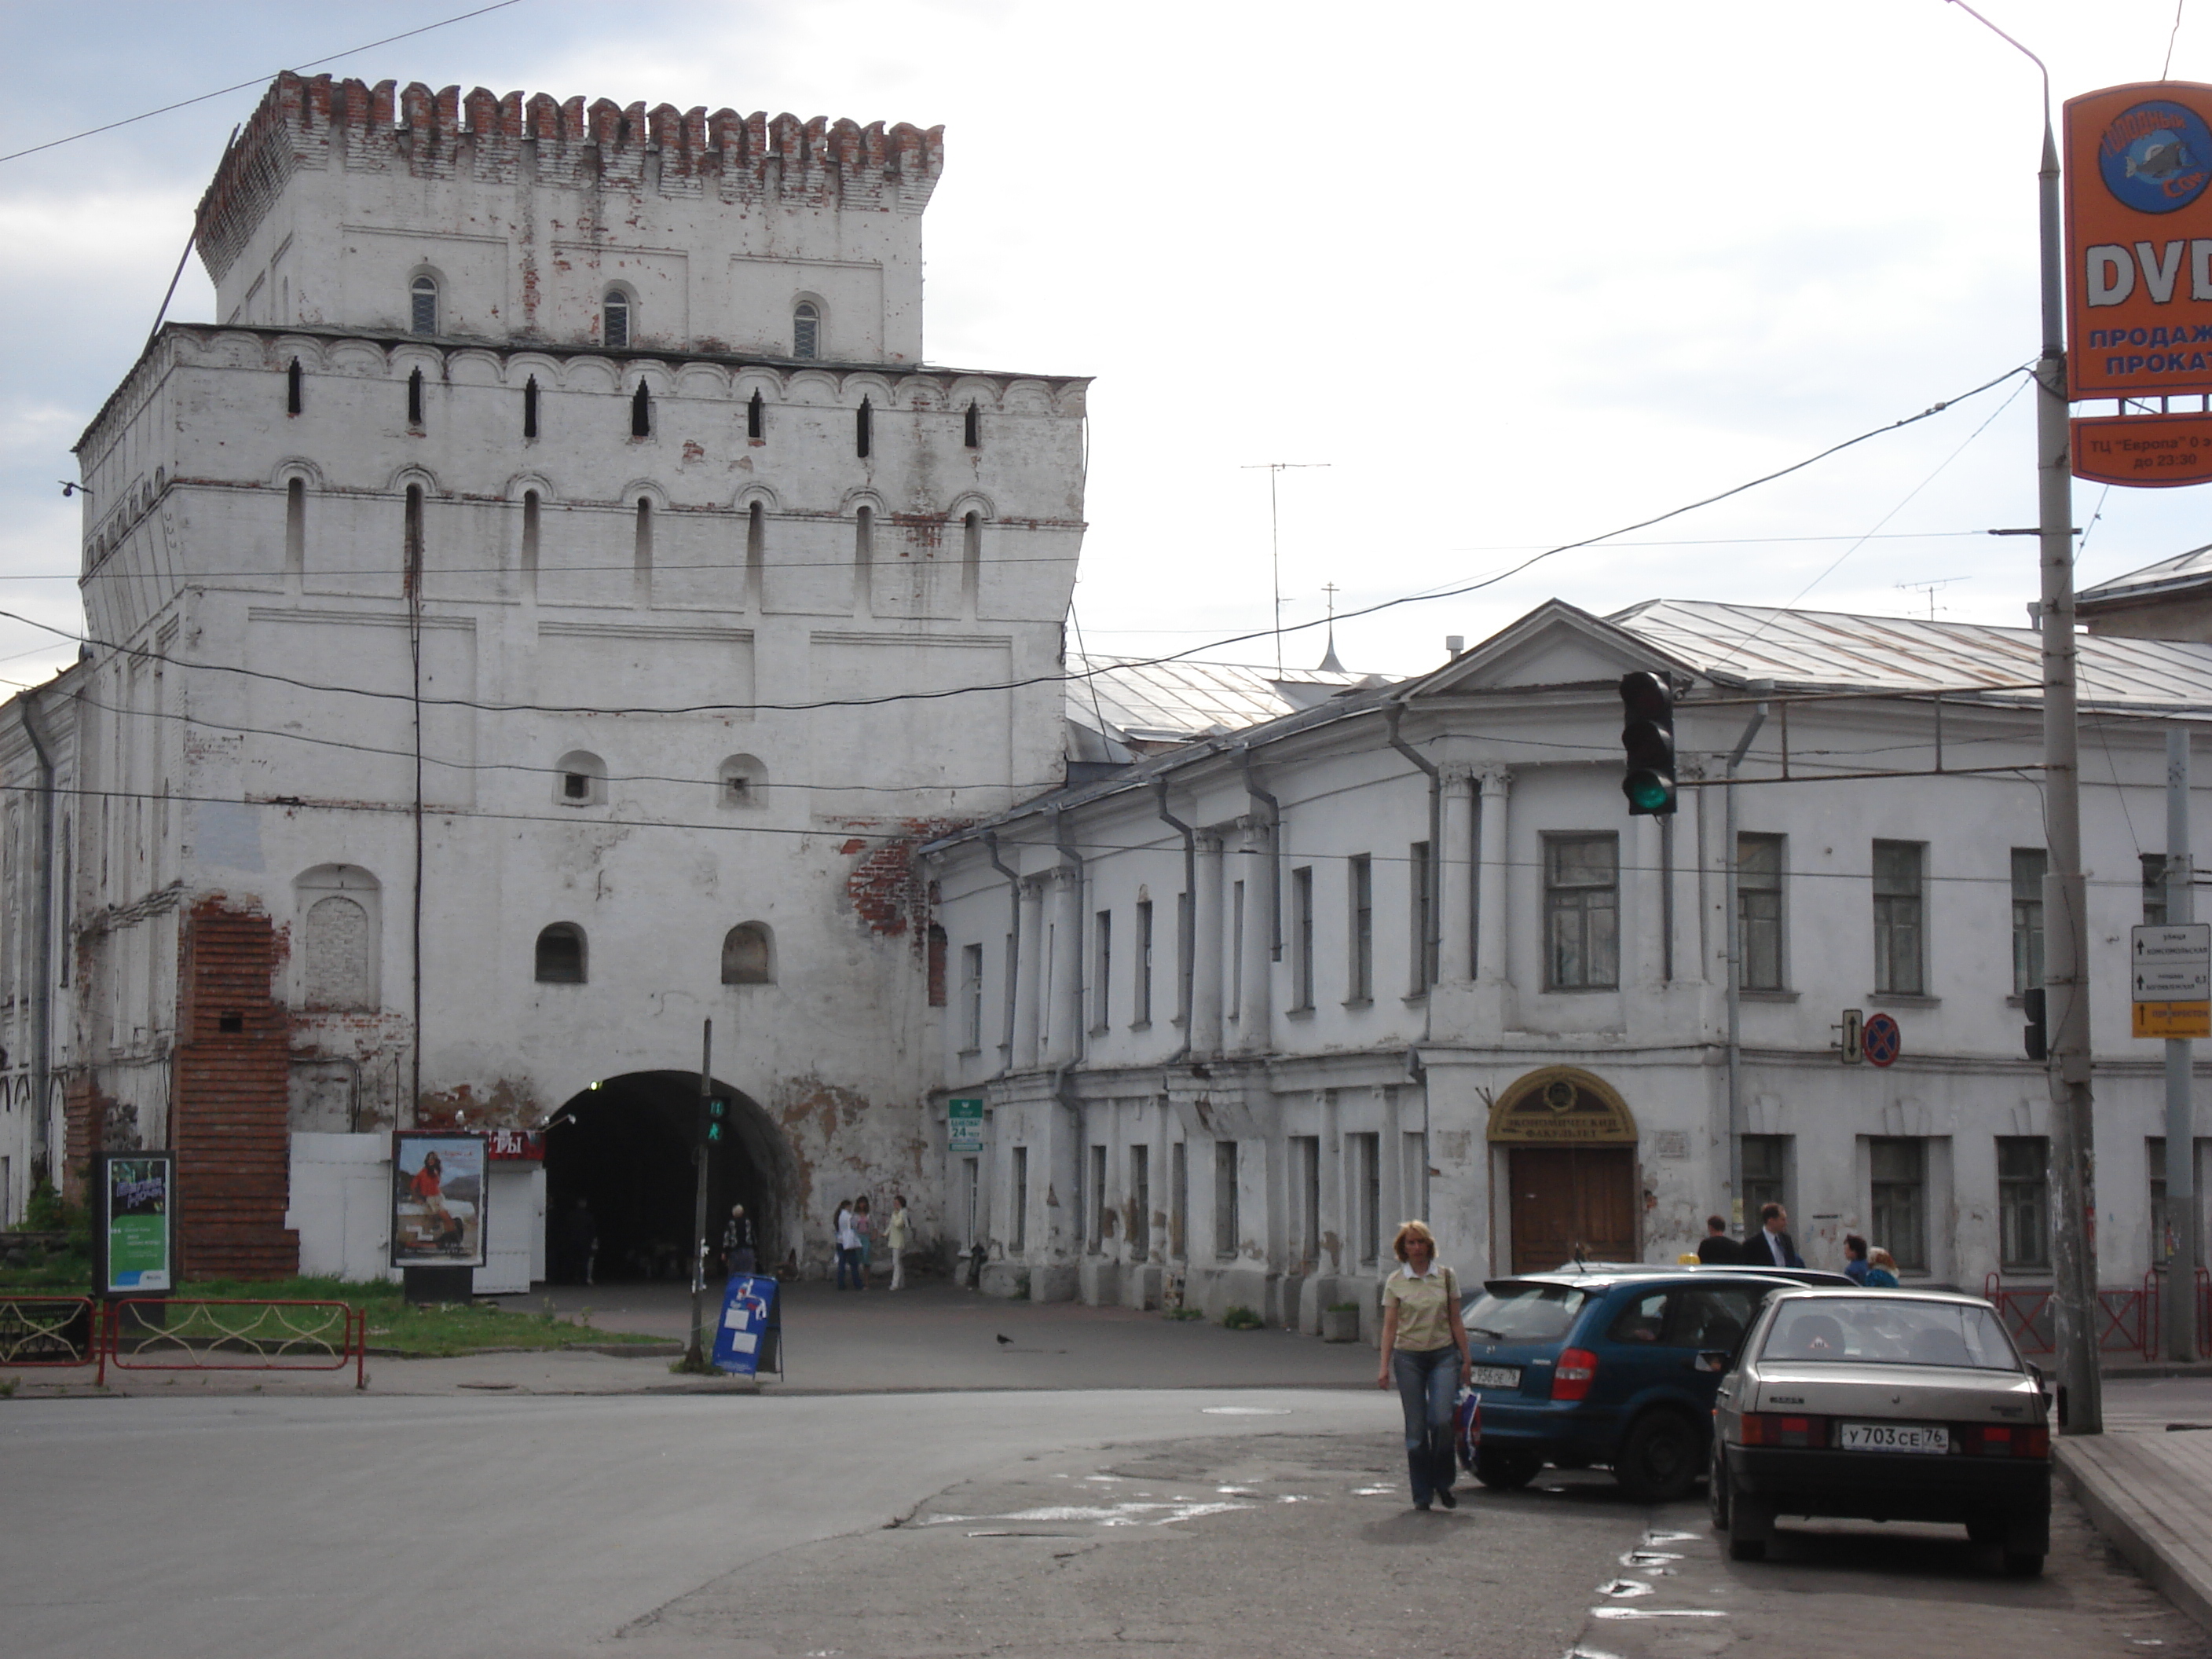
[1947,0,2099,1430]
[2166,728,2198,1362]
[685,1017,714,1371]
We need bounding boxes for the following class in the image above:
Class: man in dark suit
[1748,1202,1805,1269]
[1694,1214,1738,1265]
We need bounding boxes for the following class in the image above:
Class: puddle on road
[1621,1550,1683,1569]
[1595,1579,1654,1599]
[925,1499,1257,1529]
[1642,1529,1699,1544]
[1588,1608,1728,1621]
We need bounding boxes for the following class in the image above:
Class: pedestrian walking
[855,1196,874,1284]
[558,1198,597,1286]
[1695,1215,1739,1265]
[886,1193,912,1290]
[1862,1247,1901,1288]
[834,1199,861,1290]
[1375,1220,1472,1512]
[1841,1234,1871,1284]
[720,1203,756,1277]
[1747,1203,1804,1269]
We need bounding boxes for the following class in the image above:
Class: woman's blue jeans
[1392,1345,1462,1503]
[837,1247,861,1288]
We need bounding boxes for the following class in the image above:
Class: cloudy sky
[2,0,2208,687]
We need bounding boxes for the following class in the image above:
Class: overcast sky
[2,0,2209,689]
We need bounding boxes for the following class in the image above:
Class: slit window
[285,478,305,574]
[793,301,819,359]
[407,368,424,428]
[603,290,629,350]
[964,399,980,449]
[523,375,539,440]
[631,383,651,438]
[286,358,303,416]
[856,397,872,459]
[410,275,438,335]
[534,924,586,984]
[522,490,540,588]
[403,485,424,585]
[747,390,764,440]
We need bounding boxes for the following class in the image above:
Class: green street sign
[947,1097,984,1152]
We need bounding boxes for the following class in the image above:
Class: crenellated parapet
[195,71,946,283]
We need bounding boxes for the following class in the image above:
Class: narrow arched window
[604,290,629,350]
[410,275,438,335]
[793,302,819,359]
[632,383,651,438]
[407,367,424,428]
[285,478,306,576]
[287,358,303,416]
[745,500,764,608]
[634,499,653,603]
[721,923,773,985]
[961,509,981,610]
[403,485,424,587]
[521,490,540,595]
[747,390,764,441]
[964,399,980,449]
[856,397,872,459]
[304,895,373,1009]
[535,923,587,984]
[523,375,539,440]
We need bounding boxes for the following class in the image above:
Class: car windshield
[1760,1298,2020,1371]
[1463,1282,1590,1342]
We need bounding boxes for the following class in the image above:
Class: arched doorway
[542,1071,794,1284]
[1489,1067,1639,1273]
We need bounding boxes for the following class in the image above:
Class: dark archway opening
[542,1071,792,1284]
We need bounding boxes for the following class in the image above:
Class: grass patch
[1163,1306,1205,1321]
[1222,1305,1265,1330]
[132,1275,667,1359]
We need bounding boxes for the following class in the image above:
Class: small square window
[724,775,750,804]
[563,773,589,801]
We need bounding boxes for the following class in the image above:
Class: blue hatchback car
[1459,1265,1853,1501]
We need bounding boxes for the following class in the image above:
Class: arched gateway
[542,1071,797,1283]
[1487,1067,1639,1273]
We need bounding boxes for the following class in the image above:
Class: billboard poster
[711,1273,780,1377]
[2065,81,2212,401]
[100,1153,174,1294]
[390,1132,489,1268]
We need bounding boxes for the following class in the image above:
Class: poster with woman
[390,1133,489,1268]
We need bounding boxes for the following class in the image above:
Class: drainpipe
[17,690,53,1177]
[1153,778,1197,1062]
[1724,685,1772,1234]
[983,830,1023,1079]
[1236,747,1282,960]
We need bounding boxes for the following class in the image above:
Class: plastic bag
[1454,1383,1482,1471]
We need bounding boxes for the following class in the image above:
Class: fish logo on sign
[2100,101,2212,213]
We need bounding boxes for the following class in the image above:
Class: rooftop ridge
[194,71,946,284]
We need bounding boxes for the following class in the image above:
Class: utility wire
[0,1,528,166]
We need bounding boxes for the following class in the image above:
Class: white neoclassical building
[0,71,1089,1283]
[924,595,2212,1336]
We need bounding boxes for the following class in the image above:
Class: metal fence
[0,1295,101,1379]
[103,1298,365,1389]
[1983,1272,2211,1363]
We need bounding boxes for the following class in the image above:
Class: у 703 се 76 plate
[1838,1421,1950,1453]
[1467,1364,1521,1389]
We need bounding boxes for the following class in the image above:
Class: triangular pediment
[1402,599,1701,698]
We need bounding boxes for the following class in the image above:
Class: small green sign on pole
[99,1152,174,1295]
[947,1097,984,1153]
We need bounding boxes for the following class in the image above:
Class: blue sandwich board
[711,1273,779,1376]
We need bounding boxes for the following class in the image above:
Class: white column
[1475,767,1512,983]
[1192,834,1225,1056]
[1013,879,1044,1068]
[1440,764,1476,983]
[1047,866,1082,1067]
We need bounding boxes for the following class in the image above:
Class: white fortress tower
[31,72,1088,1280]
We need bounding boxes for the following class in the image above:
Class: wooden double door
[1508,1144,1635,1273]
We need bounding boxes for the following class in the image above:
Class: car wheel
[1616,1412,1701,1503]
[1473,1447,1542,1490]
[1965,1515,2005,1546]
[1727,1476,1773,1562]
[2003,1551,2045,1578]
[1727,1529,1767,1562]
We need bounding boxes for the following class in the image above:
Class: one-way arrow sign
[2132,924,2212,1001]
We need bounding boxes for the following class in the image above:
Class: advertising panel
[947,1097,984,1152]
[711,1273,780,1377]
[99,1152,174,1294]
[2065,81,2212,401]
[390,1132,489,1268]
[2072,409,2212,484]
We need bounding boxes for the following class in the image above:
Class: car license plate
[1467,1364,1520,1389]
[1840,1422,1950,1453]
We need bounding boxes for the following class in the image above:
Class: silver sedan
[1709,1287,2052,1576]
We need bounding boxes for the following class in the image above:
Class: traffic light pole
[685,1017,714,1371]
[1723,691,1771,1233]
[2166,728,2197,1363]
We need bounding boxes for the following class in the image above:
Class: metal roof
[1609,597,2212,710]
[2078,543,2212,608]
[1066,654,1380,742]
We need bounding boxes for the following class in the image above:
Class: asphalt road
[5,1379,2209,1658]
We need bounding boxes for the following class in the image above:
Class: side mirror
[1694,1350,1732,1373]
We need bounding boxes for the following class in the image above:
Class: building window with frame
[959,943,984,1051]
[1870,1137,1927,1272]
[793,301,820,360]
[1352,1131,1380,1266]
[2011,848,2048,996]
[1092,909,1111,1032]
[1872,840,1925,996]
[1214,1141,1240,1258]
[1088,1145,1108,1252]
[1348,853,1373,1002]
[410,274,438,335]
[1170,1141,1187,1258]
[1408,840,1434,993]
[1011,1145,1028,1253]
[1737,833,1785,991]
[1544,833,1619,991]
[1230,881,1245,1014]
[1133,899,1153,1026]
[1130,1144,1151,1258]
[534,923,586,985]
[1291,865,1315,1011]
[1997,1135,2050,1273]
[1741,1133,1787,1221]
[603,289,630,350]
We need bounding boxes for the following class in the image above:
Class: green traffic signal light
[1617,670,1677,817]
[707,1122,724,1143]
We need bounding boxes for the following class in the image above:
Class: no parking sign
[1862,1013,1902,1068]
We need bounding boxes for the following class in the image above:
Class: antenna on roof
[1897,576,1968,619]
[1240,461,1330,676]
[1318,582,1346,673]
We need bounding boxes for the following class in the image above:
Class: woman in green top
[1375,1219,1473,1511]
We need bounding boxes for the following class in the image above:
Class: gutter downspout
[983,830,1023,1079]
[1724,686,1771,1233]
[1236,747,1282,960]
[1385,701,1441,1228]
[18,691,53,1177]
[1153,778,1197,1062]
[1051,806,1087,1258]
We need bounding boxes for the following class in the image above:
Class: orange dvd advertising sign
[2066,82,2212,400]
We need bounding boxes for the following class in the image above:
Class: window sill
[1869,993,1942,1008]
[956,1047,982,1060]
[2004,994,2031,1009]
[1542,984,1621,994]
[1401,991,1429,1007]
[1128,1020,1152,1032]
[1284,1005,1315,1021]
[1342,996,1374,1011]
[1738,988,1800,1003]
[1089,1024,1110,1037]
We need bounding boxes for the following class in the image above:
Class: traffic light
[1618,671,1676,816]
[2023,987,2048,1062]
[706,1097,727,1144]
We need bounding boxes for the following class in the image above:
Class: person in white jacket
[886,1194,912,1290]
[834,1200,862,1291]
